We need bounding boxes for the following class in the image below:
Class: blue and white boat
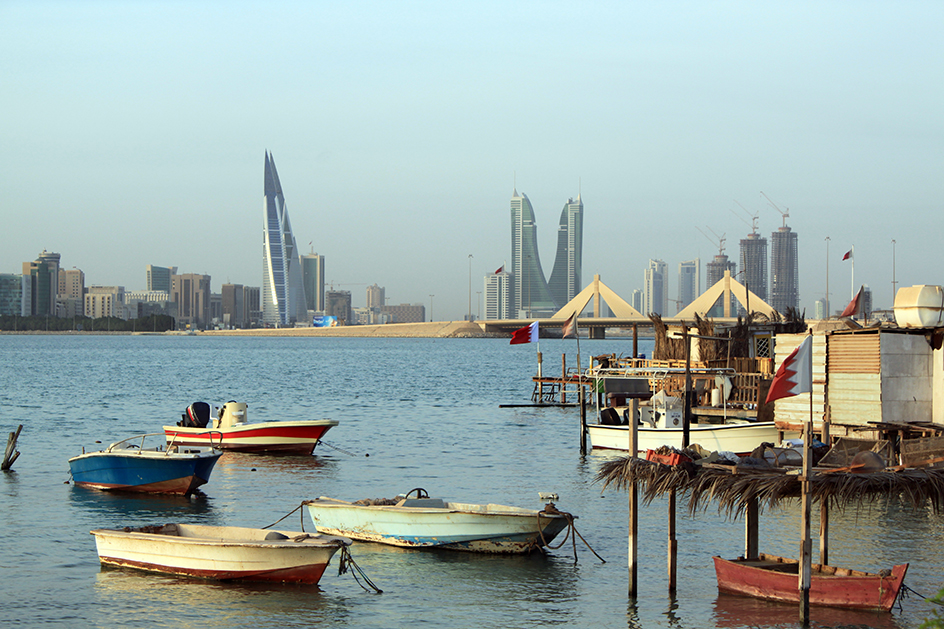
[69,433,222,496]
[305,489,573,554]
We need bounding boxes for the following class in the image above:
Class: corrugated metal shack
[773,326,944,465]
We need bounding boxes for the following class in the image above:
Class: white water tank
[894,285,944,328]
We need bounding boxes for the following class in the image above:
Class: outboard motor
[178,401,211,428]
[218,401,248,428]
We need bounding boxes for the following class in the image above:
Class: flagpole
[799,332,814,624]
[851,245,855,301]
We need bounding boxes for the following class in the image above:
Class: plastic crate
[646,449,691,466]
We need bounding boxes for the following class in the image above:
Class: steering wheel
[404,487,429,499]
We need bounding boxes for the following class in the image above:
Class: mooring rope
[260,503,307,532]
[901,582,943,606]
[318,440,365,457]
[338,545,383,593]
[535,507,605,563]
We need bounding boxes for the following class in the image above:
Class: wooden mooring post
[2,424,23,471]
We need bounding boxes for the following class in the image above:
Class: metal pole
[824,236,830,317]
[892,239,897,307]
[468,254,473,321]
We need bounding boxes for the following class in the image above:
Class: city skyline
[3,3,942,321]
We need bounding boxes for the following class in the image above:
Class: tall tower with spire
[548,194,583,309]
[262,151,308,326]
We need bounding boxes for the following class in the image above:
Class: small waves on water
[0,335,940,628]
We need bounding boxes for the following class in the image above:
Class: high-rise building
[146,265,177,293]
[484,271,512,320]
[706,254,737,316]
[0,274,27,317]
[22,251,59,317]
[325,290,352,323]
[366,284,385,311]
[739,232,768,302]
[301,253,325,313]
[862,285,873,319]
[262,151,307,326]
[678,259,700,312]
[643,259,667,316]
[381,303,425,323]
[770,226,799,314]
[814,298,827,320]
[172,273,211,330]
[548,195,583,308]
[510,190,557,317]
[221,283,247,328]
[631,289,643,314]
[85,286,126,319]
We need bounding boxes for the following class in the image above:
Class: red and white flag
[765,335,813,404]
[841,287,863,318]
[495,265,504,274]
[509,321,538,345]
[842,249,853,261]
[562,312,577,339]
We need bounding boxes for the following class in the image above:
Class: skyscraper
[706,254,737,316]
[510,190,557,317]
[739,232,768,302]
[301,253,325,313]
[548,195,583,308]
[770,226,799,314]
[262,151,308,326]
[146,265,177,293]
[678,259,700,312]
[643,259,667,316]
[484,271,511,320]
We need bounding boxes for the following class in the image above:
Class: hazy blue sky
[3,1,942,321]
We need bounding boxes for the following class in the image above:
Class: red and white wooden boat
[163,401,338,455]
[713,553,908,612]
[91,523,350,584]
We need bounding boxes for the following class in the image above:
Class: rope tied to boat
[900,582,944,607]
[337,545,383,593]
[260,502,308,532]
[535,504,605,563]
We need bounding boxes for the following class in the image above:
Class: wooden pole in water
[561,354,567,404]
[668,489,677,591]
[799,395,814,624]
[579,386,587,455]
[628,398,639,597]
[2,424,23,471]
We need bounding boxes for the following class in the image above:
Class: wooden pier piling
[2,424,23,471]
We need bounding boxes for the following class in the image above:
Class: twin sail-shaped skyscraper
[262,152,308,326]
[509,189,583,318]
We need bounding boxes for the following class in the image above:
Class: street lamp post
[892,239,897,306]
[468,254,473,322]
[429,295,434,322]
[825,236,830,317]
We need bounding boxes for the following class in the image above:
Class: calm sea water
[1,334,941,629]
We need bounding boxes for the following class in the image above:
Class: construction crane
[761,191,789,227]
[731,200,759,235]
[696,226,726,257]
[327,282,367,291]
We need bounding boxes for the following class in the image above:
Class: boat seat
[264,531,289,541]
[396,498,447,509]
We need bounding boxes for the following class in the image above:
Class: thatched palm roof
[595,457,944,518]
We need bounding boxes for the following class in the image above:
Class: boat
[68,433,222,496]
[163,401,338,455]
[91,523,351,584]
[712,553,908,612]
[588,391,782,456]
[305,489,573,554]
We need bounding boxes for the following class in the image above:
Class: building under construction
[770,225,798,314]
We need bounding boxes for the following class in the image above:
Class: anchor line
[536,509,606,563]
[260,502,306,531]
[319,440,361,457]
[338,545,383,593]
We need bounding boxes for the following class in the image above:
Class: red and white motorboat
[164,401,338,455]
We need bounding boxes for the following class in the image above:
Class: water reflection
[711,592,906,629]
[68,484,219,523]
[92,567,352,629]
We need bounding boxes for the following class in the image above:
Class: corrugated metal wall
[827,331,883,426]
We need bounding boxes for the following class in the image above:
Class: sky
[3,1,942,321]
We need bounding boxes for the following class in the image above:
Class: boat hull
[306,498,570,553]
[69,450,221,496]
[712,554,908,612]
[164,420,338,455]
[91,523,350,584]
[588,421,781,456]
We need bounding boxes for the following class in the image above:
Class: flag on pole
[841,286,863,318]
[562,312,577,339]
[842,249,853,261]
[765,335,813,404]
[509,321,539,345]
[495,265,504,274]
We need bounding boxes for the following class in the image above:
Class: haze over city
[3,1,942,322]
